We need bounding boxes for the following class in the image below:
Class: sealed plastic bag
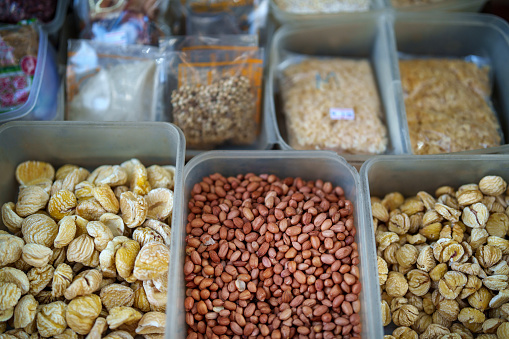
[66,40,164,121]
[399,57,503,155]
[167,46,264,149]
[0,0,58,24]
[73,0,171,45]
[184,0,268,36]
[0,24,39,113]
[279,57,388,155]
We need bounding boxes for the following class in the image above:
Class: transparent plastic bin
[167,150,383,339]
[0,25,60,123]
[0,121,186,232]
[270,0,385,26]
[42,0,70,36]
[392,12,509,154]
[266,13,407,165]
[386,0,487,12]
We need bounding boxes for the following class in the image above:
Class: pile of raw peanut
[372,175,509,339]
[0,159,174,339]
[184,173,362,339]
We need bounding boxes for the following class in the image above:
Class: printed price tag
[330,108,355,120]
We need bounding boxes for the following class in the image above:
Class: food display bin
[392,12,509,155]
[270,0,385,26]
[266,13,407,165]
[0,121,185,228]
[386,0,487,12]
[42,0,70,36]
[360,154,509,336]
[167,150,383,339]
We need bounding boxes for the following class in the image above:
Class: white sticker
[330,108,355,120]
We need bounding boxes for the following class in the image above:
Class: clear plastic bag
[184,0,268,36]
[0,23,39,114]
[73,0,171,45]
[279,56,388,155]
[398,56,503,155]
[66,39,164,121]
[166,46,264,149]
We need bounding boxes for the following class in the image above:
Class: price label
[330,108,355,120]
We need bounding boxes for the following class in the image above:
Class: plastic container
[41,0,70,36]
[386,0,487,12]
[167,150,384,339]
[392,12,509,154]
[0,121,185,231]
[0,25,60,123]
[266,14,407,165]
[270,0,385,26]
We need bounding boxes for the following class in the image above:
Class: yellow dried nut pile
[0,159,174,338]
[373,175,509,338]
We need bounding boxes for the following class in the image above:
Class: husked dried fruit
[0,283,21,310]
[21,214,57,247]
[15,161,55,186]
[462,203,489,228]
[386,272,408,298]
[36,301,67,337]
[88,165,127,187]
[479,176,507,196]
[100,284,134,311]
[133,243,170,281]
[94,185,120,214]
[1,202,24,233]
[120,192,147,228]
[64,269,102,300]
[52,263,73,298]
[47,190,77,221]
[106,306,142,330]
[378,256,389,285]
[145,188,173,221]
[13,295,37,329]
[0,268,29,295]
[67,234,95,264]
[87,221,114,252]
[16,185,49,217]
[135,312,165,334]
[27,264,54,295]
[116,240,140,282]
[66,294,102,335]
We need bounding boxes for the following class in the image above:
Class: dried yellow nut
[99,213,125,237]
[103,330,134,339]
[419,223,442,241]
[470,228,489,249]
[87,317,107,339]
[53,328,79,339]
[132,227,164,248]
[76,199,107,221]
[15,185,49,217]
[100,236,130,278]
[135,312,165,334]
[52,263,73,298]
[407,270,431,296]
[15,161,55,185]
[462,203,489,228]
[94,185,120,214]
[372,202,389,222]
[393,304,419,327]
[36,301,67,337]
[60,167,89,192]
[489,289,509,308]
[458,307,485,324]
[497,322,509,338]
[14,296,38,328]
[483,275,508,291]
[131,281,150,313]
[0,234,25,266]
[21,243,52,268]
[420,324,450,339]
[120,192,147,228]
[485,213,509,237]
[457,189,483,206]
[381,300,391,326]
[143,272,167,308]
[468,287,493,311]
[436,299,459,322]
[450,323,474,339]
[145,188,173,222]
[438,194,460,210]
[0,307,13,322]
[88,165,127,187]
[106,306,142,330]
[75,181,95,202]
[435,203,461,222]
[133,242,170,281]
[438,271,467,299]
[487,235,509,255]
[147,165,174,190]
[67,234,95,264]
[382,192,405,211]
[121,159,151,196]
[429,263,448,282]
[1,202,23,233]
[377,231,400,251]
[64,269,102,300]
[389,213,411,235]
[475,245,502,268]
[27,264,54,295]
[479,175,507,196]
[422,210,443,226]
[47,190,77,221]
[396,244,418,268]
[0,283,21,311]
[0,268,29,295]
[386,271,408,298]
[433,239,464,263]
[142,219,171,247]
[21,214,57,247]
[100,284,134,311]
[66,294,102,335]
[459,275,482,299]
[116,240,140,282]
[87,221,114,252]
[378,256,388,285]
[482,318,504,334]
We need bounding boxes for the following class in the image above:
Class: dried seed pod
[0,235,24,267]
[88,165,127,187]
[133,242,170,281]
[21,214,58,247]
[21,244,52,267]
[87,221,114,252]
[479,176,507,196]
[64,269,102,300]
[1,202,24,233]
[13,295,37,329]
[145,188,173,221]
[462,203,489,228]
[100,213,125,237]
[66,294,102,335]
[94,185,120,214]
[47,190,77,221]
[16,185,49,217]
[120,192,147,228]
[27,264,54,295]
[67,234,95,264]
[15,161,54,185]
[36,301,67,337]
